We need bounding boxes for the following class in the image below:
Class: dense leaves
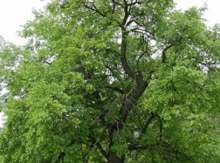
[1,0,220,162]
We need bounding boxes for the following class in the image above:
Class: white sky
[0,0,51,45]
[176,0,220,26]
[0,0,220,126]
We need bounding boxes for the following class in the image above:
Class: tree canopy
[1,0,220,162]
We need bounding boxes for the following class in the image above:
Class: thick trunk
[108,151,125,163]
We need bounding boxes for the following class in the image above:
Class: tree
[1,0,220,162]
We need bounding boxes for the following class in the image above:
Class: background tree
[1,0,220,162]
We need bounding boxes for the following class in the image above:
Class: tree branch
[121,31,136,79]
[56,152,65,163]
[159,119,162,142]
[87,136,108,159]
[83,2,106,17]
[137,49,147,72]
[147,68,155,80]
[142,113,156,134]
[96,140,108,159]
[162,44,172,63]
[112,0,124,8]
[92,2,106,17]
[105,85,124,94]
[105,64,124,85]
[128,0,142,6]
[122,0,129,25]
[128,145,151,151]
[83,126,108,160]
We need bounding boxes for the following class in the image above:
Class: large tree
[1,0,220,162]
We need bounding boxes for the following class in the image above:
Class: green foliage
[1,0,220,162]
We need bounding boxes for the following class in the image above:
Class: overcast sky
[0,0,51,45]
[0,0,220,126]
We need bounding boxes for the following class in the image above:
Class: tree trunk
[108,151,125,163]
